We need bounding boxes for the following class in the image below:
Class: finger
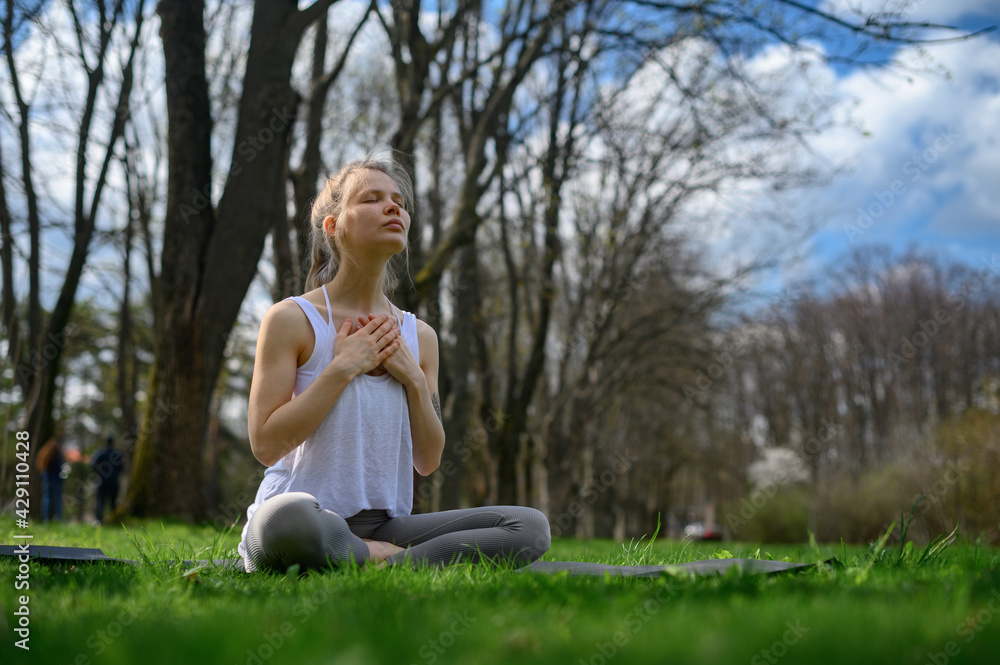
[378,330,398,349]
[367,315,391,334]
[376,321,399,343]
[363,313,389,330]
[378,339,401,360]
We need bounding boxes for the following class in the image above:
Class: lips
[385,219,404,231]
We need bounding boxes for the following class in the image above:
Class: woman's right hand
[331,313,401,378]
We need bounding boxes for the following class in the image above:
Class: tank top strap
[385,294,402,328]
[322,285,334,327]
[284,295,328,333]
[382,296,418,364]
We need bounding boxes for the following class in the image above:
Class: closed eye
[358,188,406,210]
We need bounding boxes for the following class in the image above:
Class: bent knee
[256,492,322,528]
[250,492,362,571]
[518,507,551,560]
[253,493,325,551]
[259,491,318,512]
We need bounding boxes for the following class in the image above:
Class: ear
[323,215,337,238]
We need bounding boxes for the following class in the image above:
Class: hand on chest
[330,307,399,377]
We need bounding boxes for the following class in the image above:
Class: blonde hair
[304,155,415,294]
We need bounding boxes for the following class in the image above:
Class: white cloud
[914,0,1000,22]
[806,34,1000,243]
[820,0,998,24]
[654,12,1000,299]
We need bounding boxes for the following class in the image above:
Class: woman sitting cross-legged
[238,155,550,573]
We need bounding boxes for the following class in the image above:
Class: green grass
[2,520,999,665]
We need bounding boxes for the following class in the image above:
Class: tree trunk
[0,138,20,375]
[439,239,479,508]
[117,195,138,442]
[122,0,215,519]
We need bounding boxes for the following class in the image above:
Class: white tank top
[239,287,418,560]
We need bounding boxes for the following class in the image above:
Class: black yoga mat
[0,544,242,569]
[526,558,815,577]
[1,544,822,577]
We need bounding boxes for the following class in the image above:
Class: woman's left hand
[355,314,421,388]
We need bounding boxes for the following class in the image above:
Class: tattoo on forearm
[432,392,442,422]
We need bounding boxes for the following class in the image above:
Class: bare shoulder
[262,298,309,332]
[415,317,438,340]
[415,318,439,366]
[415,318,438,345]
[260,298,313,365]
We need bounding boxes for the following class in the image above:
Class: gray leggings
[242,491,551,573]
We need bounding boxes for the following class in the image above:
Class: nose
[385,199,400,215]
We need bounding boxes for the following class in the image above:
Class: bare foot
[361,538,405,565]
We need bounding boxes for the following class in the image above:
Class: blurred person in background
[91,436,125,525]
[36,434,67,521]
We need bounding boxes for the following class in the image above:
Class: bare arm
[405,320,446,476]
[248,303,400,467]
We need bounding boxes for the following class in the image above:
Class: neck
[326,260,391,314]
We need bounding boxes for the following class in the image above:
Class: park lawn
[1,520,999,665]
